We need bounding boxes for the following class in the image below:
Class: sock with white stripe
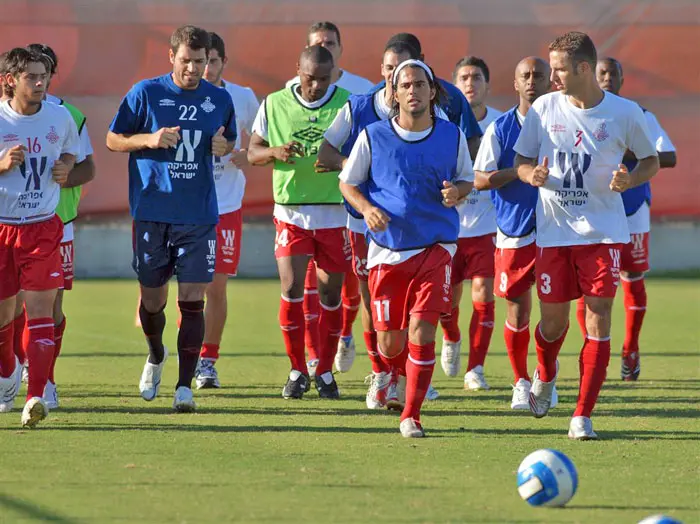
[401,341,435,423]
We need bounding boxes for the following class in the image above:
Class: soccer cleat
[21,397,48,428]
[511,379,531,410]
[0,357,22,413]
[173,386,196,413]
[43,380,59,410]
[568,416,599,440]
[282,370,310,399]
[307,359,319,379]
[425,383,440,401]
[139,347,168,401]
[464,365,491,391]
[387,374,406,411]
[334,336,356,373]
[529,366,557,418]
[440,338,461,377]
[195,358,220,389]
[399,418,425,438]
[315,372,340,399]
[621,352,641,381]
[21,362,28,384]
[550,385,559,409]
[365,371,391,409]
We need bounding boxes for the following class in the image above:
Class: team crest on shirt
[201,96,216,113]
[593,122,609,142]
[46,126,59,144]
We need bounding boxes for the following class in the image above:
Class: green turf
[1,279,698,524]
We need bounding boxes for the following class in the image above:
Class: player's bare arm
[51,153,77,185]
[624,149,676,169]
[515,154,549,187]
[315,140,346,173]
[474,168,518,190]
[247,133,303,166]
[339,182,389,232]
[0,144,27,174]
[610,156,659,193]
[106,126,181,153]
[63,155,95,188]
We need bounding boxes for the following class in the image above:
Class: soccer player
[367,33,483,159]
[286,22,373,378]
[339,59,474,437]
[514,32,659,439]
[316,40,421,409]
[24,43,96,408]
[473,56,556,409]
[247,45,350,399]
[439,57,504,389]
[106,26,237,412]
[194,32,260,389]
[572,57,676,381]
[0,47,79,427]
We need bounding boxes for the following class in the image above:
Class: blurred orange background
[3,0,698,218]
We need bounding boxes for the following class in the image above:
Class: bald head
[596,57,623,95]
[297,44,334,103]
[514,56,551,104]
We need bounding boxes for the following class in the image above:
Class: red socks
[48,317,66,384]
[303,261,320,362]
[26,317,55,400]
[622,277,647,357]
[0,322,15,378]
[341,274,360,338]
[200,343,220,360]
[534,322,568,382]
[12,312,26,365]
[280,296,307,374]
[504,321,530,383]
[440,307,460,343]
[576,297,587,339]
[574,336,611,418]
[466,301,495,371]
[316,301,343,376]
[402,342,436,422]
[364,331,389,373]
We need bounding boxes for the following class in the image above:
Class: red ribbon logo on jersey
[574,130,583,147]
[593,122,610,142]
[46,126,59,144]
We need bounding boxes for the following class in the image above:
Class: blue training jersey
[620,106,652,216]
[368,78,482,140]
[110,74,237,225]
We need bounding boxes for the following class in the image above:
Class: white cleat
[307,359,319,379]
[173,386,196,413]
[511,378,531,410]
[387,375,406,412]
[550,385,559,409]
[399,418,425,438]
[529,366,557,418]
[139,347,168,401]
[195,358,220,389]
[0,357,22,413]
[334,336,356,373]
[43,380,59,410]
[21,397,48,428]
[365,371,391,410]
[568,416,598,440]
[425,383,440,401]
[440,338,461,377]
[464,365,490,391]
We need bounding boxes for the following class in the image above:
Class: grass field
[1,278,698,524]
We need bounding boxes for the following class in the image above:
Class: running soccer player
[473,56,556,409]
[514,32,659,439]
[340,59,473,437]
[248,45,350,399]
[194,31,260,389]
[0,47,79,427]
[572,57,676,381]
[439,57,503,389]
[106,26,237,413]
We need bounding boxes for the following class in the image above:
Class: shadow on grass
[0,492,77,523]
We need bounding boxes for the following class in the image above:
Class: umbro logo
[3,133,19,142]
[292,125,324,143]
[50,272,60,277]
[550,124,566,133]
[159,98,176,107]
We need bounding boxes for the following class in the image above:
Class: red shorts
[495,243,536,300]
[621,232,650,273]
[536,243,623,303]
[451,234,496,284]
[215,209,243,276]
[0,215,64,300]
[60,240,74,291]
[274,219,351,274]
[349,231,369,281]
[368,245,452,331]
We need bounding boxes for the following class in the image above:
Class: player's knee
[507,302,530,329]
[408,319,437,346]
[472,278,494,303]
[622,271,644,280]
[539,315,568,341]
[584,298,613,319]
[377,331,404,357]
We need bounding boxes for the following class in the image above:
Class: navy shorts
[132,221,217,287]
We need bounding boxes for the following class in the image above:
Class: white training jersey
[252,86,346,230]
[214,81,259,214]
[339,118,474,268]
[0,100,79,224]
[286,69,373,95]
[513,91,657,248]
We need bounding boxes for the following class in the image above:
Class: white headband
[392,59,434,85]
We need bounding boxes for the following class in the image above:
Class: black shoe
[315,373,340,399]
[282,372,310,399]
